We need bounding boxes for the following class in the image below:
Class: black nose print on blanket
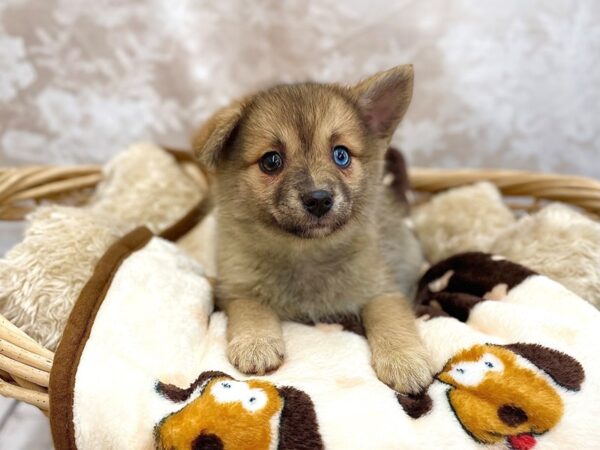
[192,433,223,450]
[498,404,528,427]
[416,252,536,322]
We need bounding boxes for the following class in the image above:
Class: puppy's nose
[302,190,333,217]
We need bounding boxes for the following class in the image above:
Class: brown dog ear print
[502,343,584,391]
[277,386,324,450]
[416,252,536,322]
[156,370,230,403]
[154,371,323,450]
[437,343,585,450]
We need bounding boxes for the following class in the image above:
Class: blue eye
[485,362,494,368]
[332,145,351,168]
[222,382,231,389]
[249,397,256,403]
[456,368,465,374]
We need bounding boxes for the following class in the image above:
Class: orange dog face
[193,66,414,239]
[157,376,282,450]
[437,343,584,447]
[155,371,323,450]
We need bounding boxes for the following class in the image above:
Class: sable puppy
[194,65,432,393]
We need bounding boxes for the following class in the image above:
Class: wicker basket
[1,160,600,413]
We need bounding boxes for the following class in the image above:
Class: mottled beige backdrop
[1,0,599,177]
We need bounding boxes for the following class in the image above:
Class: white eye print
[481,354,504,373]
[211,380,268,413]
[243,389,267,412]
[449,361,484,386]
[448,353,504,386]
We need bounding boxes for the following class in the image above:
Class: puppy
[193,65,432,393]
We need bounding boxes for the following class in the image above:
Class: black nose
[302,190,333,217]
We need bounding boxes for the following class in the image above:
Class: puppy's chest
[238,255,381,319]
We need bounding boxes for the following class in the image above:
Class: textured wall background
[1,0,599,177]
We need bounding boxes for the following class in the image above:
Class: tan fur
[224,299,285,374]
[194,65,432,392]
[176,212,218,277]
[362,294,433,392]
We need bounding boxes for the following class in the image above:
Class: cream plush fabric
[49,231,600,450]
[0,206,122,349]
[411,182,515,263]
[411,183,600,308]
[490,203,600,308]
[0,143,204,350]
[90,142,203,234]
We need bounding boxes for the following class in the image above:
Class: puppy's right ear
[192,99,246,170]
[352,65,414,141]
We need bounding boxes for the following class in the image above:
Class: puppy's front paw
[371,343,433,394]
[227,334,285,375]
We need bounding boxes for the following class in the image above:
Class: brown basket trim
[159,194,214,242]
[49,227,153,450]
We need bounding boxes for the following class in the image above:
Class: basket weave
[1,159,600,412]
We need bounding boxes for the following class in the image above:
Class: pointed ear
[352,65,414,140]
[192,99,246,170]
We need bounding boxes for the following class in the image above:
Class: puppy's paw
[371,343,433,394]
[227,334,285,375]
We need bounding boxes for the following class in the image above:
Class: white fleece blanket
[48,227,600,450]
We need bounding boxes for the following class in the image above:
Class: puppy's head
[194,65,414,239]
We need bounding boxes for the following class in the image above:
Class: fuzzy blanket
[48,227,600,450]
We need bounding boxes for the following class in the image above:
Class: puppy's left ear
[192,99,246,170]
[352,65,414,140]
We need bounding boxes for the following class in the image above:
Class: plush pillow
[0,143,206,350]
[411,182,515,263]
[491,203,600,308]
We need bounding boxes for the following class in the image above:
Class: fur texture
[411,182,515,263]
[0,206,122,349]
[0,143,205,349]
[194,65,431,393]
[91,142,203,233]
[438,344,566,445]
[490,203,600,307]
[177,212,218,277]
